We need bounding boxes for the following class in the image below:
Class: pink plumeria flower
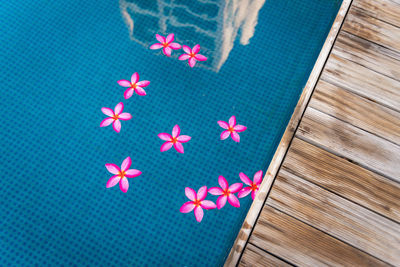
[118,72,150,99]
[208,176,243,209]
[218,116,247,142]
[100,102,132,133]
[238,170,263,200]
[158,125,191,154]
[150,33,182,57]
[180,186,216,222]
[178,44,207,67]
[105,156,142,193]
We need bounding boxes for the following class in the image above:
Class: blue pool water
[1,0,342,266]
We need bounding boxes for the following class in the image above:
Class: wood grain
[249,205,388,267]
[309,79,400,145]
[352,0,400,28]
[297,107,400,180]
[282,137,400,222]
[267,170,400,265]
[239,244,292,267]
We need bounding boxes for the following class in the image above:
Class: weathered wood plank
[310,80,400,145]
[282,138,400,222]
[297,107,400,180]
[249,205,388,267]
[267,170,400,265]
[321,53,400,112]
[239,244,292,267]
[342,5,400,52]
[352,0,400,28]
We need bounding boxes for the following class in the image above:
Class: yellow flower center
[228,127,234,133]
[113,114,119,120]
[193,199,201,207]
[119,171,126,178]
[131,83,137,89]
[171,137,178,144]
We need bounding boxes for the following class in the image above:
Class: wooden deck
[238,0,400,266]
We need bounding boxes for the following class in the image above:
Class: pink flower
[100,102,132,133]
[150,33,182,57]
[105,156,142,193]
[218,116,247,142]
[178,44,207,67]
[118,72,150,99]
[208,176,243,209]
[158,125,191,154]
[180,186,216,222]
[238,170,263,200]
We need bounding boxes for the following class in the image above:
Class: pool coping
[224,0,353,266]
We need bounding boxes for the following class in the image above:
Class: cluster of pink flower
[150,33,207,68]
[180,171,263,222]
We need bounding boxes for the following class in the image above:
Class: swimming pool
[1,0,343,266]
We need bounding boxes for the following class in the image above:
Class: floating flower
[158,125,191,153]
[180,186,216,222]
[105,156,141,193]
[218,116,247,142]
[238,170,263,200]
[100,102,132,133]
[178,44,207,67]
[150,33,182,57]
[118,72,150,99]
[208,176,243,209]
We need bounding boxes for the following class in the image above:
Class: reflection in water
[119,0,266,72]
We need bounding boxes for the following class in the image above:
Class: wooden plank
[282,138,400,222]
[249,205,388,267]
[309,80,400,145]
[321,53,400,112]
[297,107,400,180]
[267,170,400,266]
[352,0,400,28]
[239,244,292,267]
[342,5,400,52]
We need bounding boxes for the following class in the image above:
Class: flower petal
[234,125,247,132]
[150,43,163,50]
[113,120,121,133]
[172,125,180,137]
[188,57,197,67]
[253,170,263,185]
[106,175,120,188]
[118,113,132,120]
[160,142,173,152]
[174,142,184,153]
[177,135,191,143]
[166,33,174,43]
[137,80,150,87]
[251,189,258,200]
[194,206,204,222]
[195,54,207,61]
[155,34,165,43]
[124,88,134,99]
[216,196,227,209]
[135,86,146,96]
[229,183,243,193]
[227,194,240,208]
[231,131,240,142]
[117,80,131,87]
[100,117,114,127]
[208,187,224,195]
[169,42,181,50]
[158,133,172,141]
[217,121,229,129]
[201,200,217,210]
[192,44,200,54]
[105,163,120,175]
[180,202,195,213]
[119,177,129,193]
[185,187,197,201]
[121,156,131,172]
[178,54,191,60]
[229,116,236,127]
[163,47,172,57]
[125,169,141,178]
[114,102,124,115]
[220,130,231,140]
[101,107,114,117]
[238,187,252,198]
[197,186,207,201]
[218,176,228,190]
[131,72,139,84]
[239,173,252,185]
[182,45,191,54]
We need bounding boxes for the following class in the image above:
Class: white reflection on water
[119,0,266,72]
